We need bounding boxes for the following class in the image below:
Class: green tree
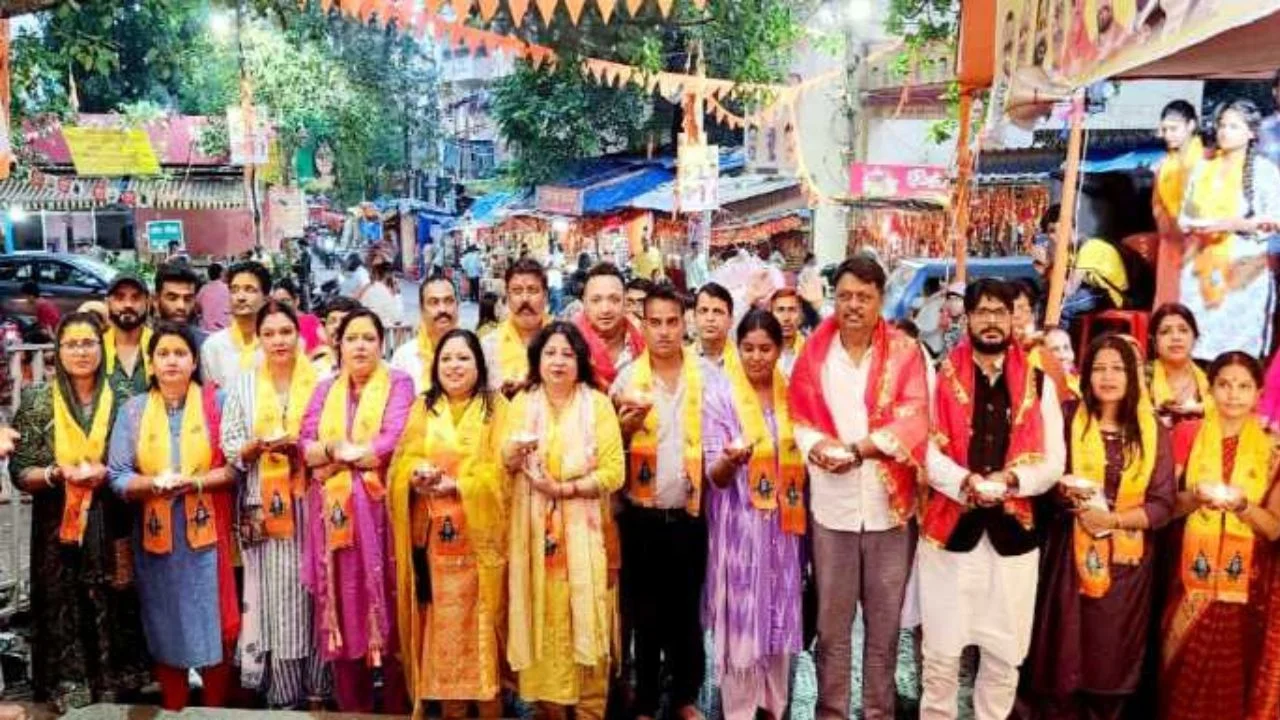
[491,0,810,186]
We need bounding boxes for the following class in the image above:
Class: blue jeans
[1059,285,1111,329]
[549,287,565,316]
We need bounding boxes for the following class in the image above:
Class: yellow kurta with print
[505,390,624,706]
[390,395,508,704]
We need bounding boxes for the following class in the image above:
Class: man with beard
[787,255,930,720]
[104,274,154,398]
[390,272,459,393]
[694,283,736,369]
[611,284,737,720]
[481,257,549,396]
[1094,0,1127,58]
[575,263,645,390]
[200,261,270,389]
[919,279,1065,720]
[153,263,207,348]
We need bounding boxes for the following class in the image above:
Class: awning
[0,176,247,210]
[629,174,800,214]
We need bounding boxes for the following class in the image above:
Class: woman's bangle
[43,465,55,488]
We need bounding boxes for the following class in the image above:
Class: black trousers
[620,505,707,717]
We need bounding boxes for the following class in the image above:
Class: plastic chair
[1080,309,1151,355]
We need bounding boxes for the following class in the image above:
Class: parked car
[0,252,119,323]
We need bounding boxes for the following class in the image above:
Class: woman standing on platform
[390,328,509,718]
[299,308,416,713]
[107,322,240,711]
[12,313,150,712]
[222,300,327,707]
[1153,101,1204,307]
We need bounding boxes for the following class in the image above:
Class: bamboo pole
[951,90,976,283]
[1044,91,1085,327]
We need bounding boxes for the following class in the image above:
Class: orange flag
[535,0,558,23]
[451,0,471,20]
[425,0,443,14]
[596,0,616,22]
[656,0,673,16]
[625,0,643,16]
[477,0,500,20]
[509,0,530,24]
[564,0,585,23]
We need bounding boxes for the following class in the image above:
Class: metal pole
[952,91,975,283]
[1045,92,1085,327]
[843,25,867,257]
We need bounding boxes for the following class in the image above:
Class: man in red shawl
[574,262,646,390]
[920,278,1065,720]
[787,255,929,720]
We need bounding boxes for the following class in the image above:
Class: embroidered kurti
[389,394,509,702]
[221,372,316,695]
[703,405,802,696]
[505,388,625,706]
[299,371,415,663]
[11,384,150,704]
[107,392,226,669]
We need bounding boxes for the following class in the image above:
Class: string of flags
[320,0,706,25]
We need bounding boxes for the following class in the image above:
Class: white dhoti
[917,534,1039,720]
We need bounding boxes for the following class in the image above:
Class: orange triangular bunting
[424,0,443,15]
[535,0,557,23]
[596,0,616,22]
[508,0,530,24]
[477,0,500,20]
[644,73,660,93]
[656,73,681,98]
[320,0,334,12]
[466,27,486,52]
[565,0,585,23]
[450,0,470,20]
[617,65,635,87]
[625,0,643,16]
[655,0,673,16]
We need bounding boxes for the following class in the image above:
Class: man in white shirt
[200,261,268,389]
[787,256,931,720]
[389,272,459,393]
[920,278,1065,720]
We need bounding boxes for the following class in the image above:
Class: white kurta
[200,326,264,390]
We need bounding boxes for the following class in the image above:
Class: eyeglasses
[62,340,101,353]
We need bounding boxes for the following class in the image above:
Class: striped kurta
[222,372,327,706]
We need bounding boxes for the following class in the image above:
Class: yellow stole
[1070,403,1157,598]
[254,354,318,539]
[1151,360,1211,410]
[136,385,216,555]
[53,380,114,545]
[1182,410,1272,604]
[1156,136,1203,220]
[626,350,704,516]
[1188,151,1245,308]
[104,326,153,379]
[723,351,806,535]
[495,319,537,386]
[230,322,260,371]
[317,363,393,551]
[786,333,806,360]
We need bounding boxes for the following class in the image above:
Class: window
[38,261,97,288]
[0,261,33,282]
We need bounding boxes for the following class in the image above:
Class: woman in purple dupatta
[298,309,415,713]
[704,309,804,720]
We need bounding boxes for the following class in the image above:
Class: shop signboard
[536,185,584,216]
[849,163,950,204]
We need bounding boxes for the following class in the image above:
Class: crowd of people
[4,244,1280,720]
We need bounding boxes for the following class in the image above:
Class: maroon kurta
[1026,403,1176,705]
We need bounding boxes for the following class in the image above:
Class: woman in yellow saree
[505,321,624,720]
[390,328,508,719]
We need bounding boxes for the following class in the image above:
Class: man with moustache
[104,274,154,399]
[694,282,736,368]
[390,272,460,393]
[481,257,549,396]
[200,261,270,389]
[919,279,1065,720]
[787,256,930,720]
[153,263,207,348]
[611,284,737,720]
[574,263,645,390]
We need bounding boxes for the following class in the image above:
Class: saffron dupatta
[924,339,1045,545]
[787,317,928,524]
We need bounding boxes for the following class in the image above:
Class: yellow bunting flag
[535,0,558,23]
[565,0,585,23]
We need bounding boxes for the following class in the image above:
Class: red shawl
[574,312,646,390]
[924,339,1044,545]
[788,317,929,524]
[199,383,241,647]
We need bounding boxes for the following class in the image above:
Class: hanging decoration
[324,0,706,24]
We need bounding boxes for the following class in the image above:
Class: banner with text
[849,164,950,204]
